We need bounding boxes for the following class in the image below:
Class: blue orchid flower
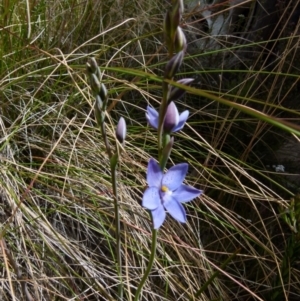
[146,101,189,133]
[142,158,202,229]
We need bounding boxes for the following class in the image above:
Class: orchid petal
[147,158,163,188]
[142,158,202,229]
[164,101,179,132]
[161,188,173,204]
[162,163,188,191]
[164,199,186,223]
[173,184,203,203]
[146,106,159,129]
[172,110,189,132]
[142,187,161,210]
[151,204,166,229]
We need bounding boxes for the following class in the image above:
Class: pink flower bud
[168,78,194,102]
[116,117,126,144]
[164,102,179,132]
[164,51,184,79]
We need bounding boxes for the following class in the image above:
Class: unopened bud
[95,95,105,125]
[90,73,101,95]
[99,83,108,106]
[173,0,184,16]
[163,101,179,132]
[164,11,173,48]
[168,78,194,102]
[174,26,187,52]
[171,0,184,30]
[164,50,184,79]
[95,95,103,111]
[86,57,98,74]
[116,117,126,144]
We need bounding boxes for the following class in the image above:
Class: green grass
[1,0,300,300]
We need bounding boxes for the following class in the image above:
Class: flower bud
[171,0,184,32]
[164,11,173,48]
[87,57,102,89]
[99,83,108,106]
[174,26,187,52]
[163,101,179,132]
[86,57,98,74]
[90,73,101,95]
[95,95,105,125]
[164,0,184,48]
[146,102,188,133]
[173,0,184,16]
[116,117,126,144]
[168,78,194,102]
[95,94,103,111]
[164,50,184,79]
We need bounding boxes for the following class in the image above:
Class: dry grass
[1,0,300,300]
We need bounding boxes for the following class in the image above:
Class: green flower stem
[157,81,169,160]
[110,153,123,300]
[100,120,112,159]
[100,121,122,300]
[159,134,172,169]
[134,229,158,301]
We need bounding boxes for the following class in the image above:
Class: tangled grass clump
[1,0,300,300]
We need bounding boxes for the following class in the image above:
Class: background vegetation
[1,0,300,300]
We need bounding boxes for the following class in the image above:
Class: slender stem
[134,229,158,301]
[111,157,123,300]
[157,81,169,160]
[100,121,122,299]
[100,120,112,159]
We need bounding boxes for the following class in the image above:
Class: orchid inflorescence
[142,0,202,230]
[86,0,203,299]
[86,56,126,300]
